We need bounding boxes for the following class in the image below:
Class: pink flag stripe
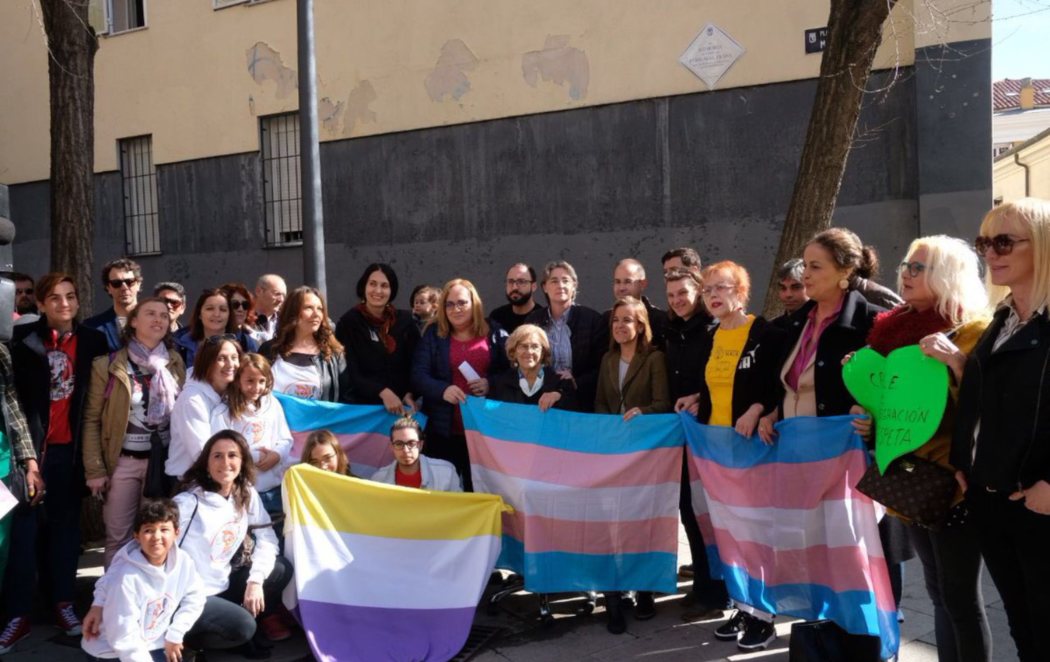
[291,431,392,471]
[501,511,680,555]
[712,532,897,611]
[693,450,871,510]
[466,433,683,488]
[472,465,681,523]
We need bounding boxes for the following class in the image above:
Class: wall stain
[522,35,589,101]
[246,42,297,98]
[346,80,377,133]
[319,97,345,134]
[424,39,479,102]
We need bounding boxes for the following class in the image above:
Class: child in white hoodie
[82,499,205,662]
[210,353,292,518]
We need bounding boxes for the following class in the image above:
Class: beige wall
[0,0,988,185]
[993,132,1050,201]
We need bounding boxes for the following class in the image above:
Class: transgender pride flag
[680,413,899,659]
[282,464,508,662]
[275,393,424,478]
[462,397,681,594]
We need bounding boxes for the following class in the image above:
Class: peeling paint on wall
[246,42,297,99]
[522,35,589,101]
[319,97,345,134]
[424,39,478,102]
[346,80,377,133]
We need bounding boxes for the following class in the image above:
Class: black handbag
[142,431,173,499]
[788,620,881,662]
[855,454,956,529]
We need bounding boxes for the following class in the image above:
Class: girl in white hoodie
[210,354,292,518]
[82,499,205,662]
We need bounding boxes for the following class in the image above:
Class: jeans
[968,488,1050,662]
[183,556,293,651]
[3,444,81,615]
[907,520,990,662]
[257,486,285,549]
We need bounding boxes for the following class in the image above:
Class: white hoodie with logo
[166,379,223,479]
[209,395,293,493]
[81,541,205,662]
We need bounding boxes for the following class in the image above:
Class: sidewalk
[4,526,1016,661]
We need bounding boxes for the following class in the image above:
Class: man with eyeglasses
[369,417,462,491]
[489,263,544,334]
[84,258,143,351]
[601,258,668,349]
[152,281,187,332]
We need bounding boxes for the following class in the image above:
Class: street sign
[805,27,828,54]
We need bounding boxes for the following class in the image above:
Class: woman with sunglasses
[221,282,267,347]
[863,237,991,662]
[411,278,508,491]
[82,297,186,568]
[335,264,419,414]
[260,286,348,403]
[173,289,257,370]
[951,198,1050,661]
[165,336,242,480]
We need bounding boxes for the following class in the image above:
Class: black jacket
[489,367,576,410]
[82,306,124,352]
[776,291,884,417]
[663,312,714,400]
[525,304,608,412]
[696,316,787,425]
[9,319,108,460]
[334,307,419,404]
[489,303,545,335]
[951,307,1050,491]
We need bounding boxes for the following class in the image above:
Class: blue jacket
[411,321,509,438]
[173,327,259,370]
[83,307,123,352]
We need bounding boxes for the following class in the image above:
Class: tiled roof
[994,78,1050,112]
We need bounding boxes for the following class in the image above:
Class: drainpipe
[1014,151,1031,197]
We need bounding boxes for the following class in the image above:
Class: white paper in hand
[0,481,17,519]
[458,361,481,382]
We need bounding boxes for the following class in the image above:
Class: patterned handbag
[855,455,956,529]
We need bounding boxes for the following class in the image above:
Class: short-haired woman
[411,278,508,491]
[952,198,1050,661]
[490,324,575,410]
[335,263,419,414]
[260,286,348,403]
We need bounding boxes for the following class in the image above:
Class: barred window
[260,113,303,247]
[119,135,160,256]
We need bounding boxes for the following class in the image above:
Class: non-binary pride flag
[282,464,508,662]
[276,393,425,478]
[462,396,681,594]
[680,413,900,659]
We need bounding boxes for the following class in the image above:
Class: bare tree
[762,0,898,316]
[39,0,98,313]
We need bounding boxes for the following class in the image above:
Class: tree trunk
[40,0,98,315]
[762,0,897,317]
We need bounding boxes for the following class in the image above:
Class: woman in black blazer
[489,324,575,410]
[951,199,1050,662]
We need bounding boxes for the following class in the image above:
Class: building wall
[993,131,1050,202]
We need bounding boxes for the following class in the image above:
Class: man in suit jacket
[84,257,142,351]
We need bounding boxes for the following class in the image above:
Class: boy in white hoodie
[82,499,205,662]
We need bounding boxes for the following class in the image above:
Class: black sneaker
[713,610,747,641]
[634,591,656,620]
[737,617,776,651]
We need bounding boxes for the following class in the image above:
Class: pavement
[3,525,1017,662]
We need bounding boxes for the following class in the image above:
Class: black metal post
[297,0,326,296]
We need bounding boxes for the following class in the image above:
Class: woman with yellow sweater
[865,236,991,662]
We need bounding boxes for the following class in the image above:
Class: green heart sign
[841,344,949,474]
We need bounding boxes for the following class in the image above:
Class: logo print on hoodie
[210,518,242,562]
[141,594,173,641]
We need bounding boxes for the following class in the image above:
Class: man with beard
[489,263,544,333]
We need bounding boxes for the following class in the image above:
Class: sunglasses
[229,300,250,311]
[162,297,183,308]
[974,234,1030,256]
[898,261,927,278]
[108,278,139,289]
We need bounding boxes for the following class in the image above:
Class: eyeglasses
[391,440,422,450]
[107,278,139,289]
[506,278,533,287]
[974,234,1030,256]
[162,297,183,308]
[898,261,927,278]
[308,453,336,468]
[701,283,736,296]
[15,288,33,295]
[445,299,471,311]
[229,300,250,311]
[205,333,238,345]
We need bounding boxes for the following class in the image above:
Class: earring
[838,278,850,290]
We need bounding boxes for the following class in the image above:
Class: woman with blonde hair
[411,278,508,490]
[862,235,991,662]
[952,198,1050,661]
[490,324,575,411]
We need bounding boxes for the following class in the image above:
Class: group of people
[0,197,1047,661]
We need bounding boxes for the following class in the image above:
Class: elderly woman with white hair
[489,324,576,411]
[862,235,991,662]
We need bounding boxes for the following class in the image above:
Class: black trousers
[679,451,728,606]
[968,488,1050,662]
[425,431,472,492]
